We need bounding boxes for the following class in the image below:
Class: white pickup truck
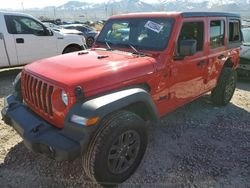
[0,11,86,68]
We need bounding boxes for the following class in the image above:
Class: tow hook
[31,123,45,135]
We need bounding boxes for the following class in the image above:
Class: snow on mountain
[56,0,250,12]
[57,1,93,10]
[13,0,250,21]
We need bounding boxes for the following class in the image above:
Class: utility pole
[158,0,165,11]
[21,2,24,12]
[105,4,108,19]
[53,6,56,19]
[111,7,113,16]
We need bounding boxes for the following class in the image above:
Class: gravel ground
[0,68,250,188]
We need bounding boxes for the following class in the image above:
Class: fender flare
[65,88,160,125]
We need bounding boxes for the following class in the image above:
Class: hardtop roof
[110,11,240,19]
[182,12,240,18]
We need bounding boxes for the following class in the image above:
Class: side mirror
[179,39,197,57]
[45,28,53,36]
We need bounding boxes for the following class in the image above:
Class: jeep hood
[25,49,156,96]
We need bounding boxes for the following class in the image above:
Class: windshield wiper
[105,39,112,51]
[129,44,145,57]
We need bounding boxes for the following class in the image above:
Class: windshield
[242,29,250,43]
[96,18,174,51]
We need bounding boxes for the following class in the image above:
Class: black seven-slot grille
[22,72,54,117]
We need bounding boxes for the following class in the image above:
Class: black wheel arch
[64,87,160,127]
[62,43,83,54]
[211,67,237,106]
[216,58,235,85]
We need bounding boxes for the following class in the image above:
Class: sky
[0,0,157,10]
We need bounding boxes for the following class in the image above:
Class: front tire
[83,111,147,187]
[211,67,237,106]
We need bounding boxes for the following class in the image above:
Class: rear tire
[83,111,147,187]
[63,46,81,54]
[211,67,237,106]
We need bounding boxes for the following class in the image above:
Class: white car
[238,28,250,77]
[43,22,84,36]
[0,11,86,68]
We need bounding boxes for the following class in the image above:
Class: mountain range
[55,0,250,12]
[2,0,250,20]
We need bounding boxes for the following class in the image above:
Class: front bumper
[1,95,92,161]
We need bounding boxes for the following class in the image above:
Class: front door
[169,18,208,107]
[4,15,57,65]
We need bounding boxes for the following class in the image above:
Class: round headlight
[61,90,68,106]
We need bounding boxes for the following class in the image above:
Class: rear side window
[229,20,240,42]
[210,20,225,49]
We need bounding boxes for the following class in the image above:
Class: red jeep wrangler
[2,12,241,186]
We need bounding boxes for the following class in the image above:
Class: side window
[5,15,45,36]
[4,15,17,34]
[210,20,225,48]
[177,21,204,53]
[79,27,88,32]
[229,20,240,42]
[66,26,75,30]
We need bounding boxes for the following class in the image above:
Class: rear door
[205,17,227,90]
[4,15,58,65]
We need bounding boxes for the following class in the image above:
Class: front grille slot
[42,83,48,113]
[23,72,54,117]
[26,75,31,100]
[48,86,54,116]
[37,81,42,108]
[29,76,33,102]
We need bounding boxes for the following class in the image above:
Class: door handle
[197,61,207,67]
[16,38,24,43]
[218,54,225,60]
